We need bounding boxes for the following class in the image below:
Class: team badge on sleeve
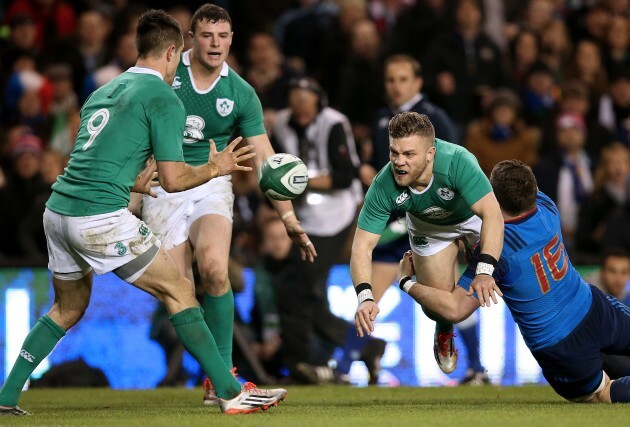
[216,98,234,117]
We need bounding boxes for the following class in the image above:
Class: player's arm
[351,227,382,337]
[397,251,479,322]
[469,192,504,306]
[158,137,254,193]
[452,150,504,307]
[245,133,317,262]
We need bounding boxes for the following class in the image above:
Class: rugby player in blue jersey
[396,159,630,403]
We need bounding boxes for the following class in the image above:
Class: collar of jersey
[408,175,433,195]
[181,50,229,94]
[505,206,538,224]
[126,66,163,80]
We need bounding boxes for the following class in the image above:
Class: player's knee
[197,263,228,293]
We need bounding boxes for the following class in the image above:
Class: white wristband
[357,289,375,305]
[476,262,495,276]
[402,280,415,293]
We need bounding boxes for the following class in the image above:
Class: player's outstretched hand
[132,156,159,197]
[355,300,379,337]
[282,214,317,262]
[209,137,256,176]
[467,274,503,307]
[397,250,415,281]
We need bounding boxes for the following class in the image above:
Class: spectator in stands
[49,8,113,101]
[509,30,541,87]
[274,0,337,76]
[567,2,610,44]
[168,5,193,52]
[577,143,630,255]
[271,77,385,385]
[540,20,573,80]
[599,66,630,146]
[0,133,49,262]
[82,32,138,99]
[366,54,457,186]
[603,15,630,77]
[534,111,594,250]
[4,0,77,52]
[597,248,630,379]
[565,39,608,104]
[385,0,451,62]
[244,31,301,131]
[540,80,612,158]
[0,15,38,91]
[521,61,558,127]
[465,89,540,176]
[337,19,383,138]
[423,0,510,139]
[522,0,555,36]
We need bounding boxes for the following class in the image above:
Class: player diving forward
[397,160,630,403]
[352,111,504,373]
[0,10,285,416]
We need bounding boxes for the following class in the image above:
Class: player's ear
[426,145,436,162]
[166,44,176,62]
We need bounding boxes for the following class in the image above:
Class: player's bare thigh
[189,214,232,295]
[411,241,459,292]
[132,246,197,314]
[168,240,195,285]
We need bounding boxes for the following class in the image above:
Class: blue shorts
[372,235,409,263]
[532,285,630,401]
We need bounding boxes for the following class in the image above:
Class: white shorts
[406,214,482,257]
[141,175,234,250]
[44,208,161,283]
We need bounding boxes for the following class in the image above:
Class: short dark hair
[601,248,630,267]
[385,54,422,77]
[191,3,232,33]
[489,160,538,216]
[388,112,435,142]
[136,10,182,58]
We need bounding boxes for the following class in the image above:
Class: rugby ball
[259,153,308,201]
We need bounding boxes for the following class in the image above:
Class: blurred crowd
[3,0,630,383]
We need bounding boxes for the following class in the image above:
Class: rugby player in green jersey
[141,4,316,405]
[0,10,286,416]
[352,112,504,374]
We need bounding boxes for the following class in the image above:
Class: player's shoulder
[371,163,403,194]
[433,138,475,173]
[535,191,560,218]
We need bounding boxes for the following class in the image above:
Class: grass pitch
[4,385,626,426]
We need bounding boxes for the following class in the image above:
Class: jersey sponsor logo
[20,349,34,363]
[412,235,429,249]
[216,98,234,117]
[437,187,454,201]
[139,223,150,237]
[183,115,206,143]
[172,76,182,90]
[115,242,127,256]
[396,191,410,205]
[421,206,453,219]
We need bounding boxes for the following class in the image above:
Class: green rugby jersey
[173,50,266,166]
[358,139,492,234]
[47,67,186,216]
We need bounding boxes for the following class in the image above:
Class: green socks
[203,289,234,369]
[0,315,65,407]
[170,307,240,399]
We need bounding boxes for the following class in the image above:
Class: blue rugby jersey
[459,192,592,351]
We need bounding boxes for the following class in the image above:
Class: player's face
[191,19,233,71]
[289,89,319,127]
[384,62,422,108]
[389,135,435,187]
[601,256,630,299]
